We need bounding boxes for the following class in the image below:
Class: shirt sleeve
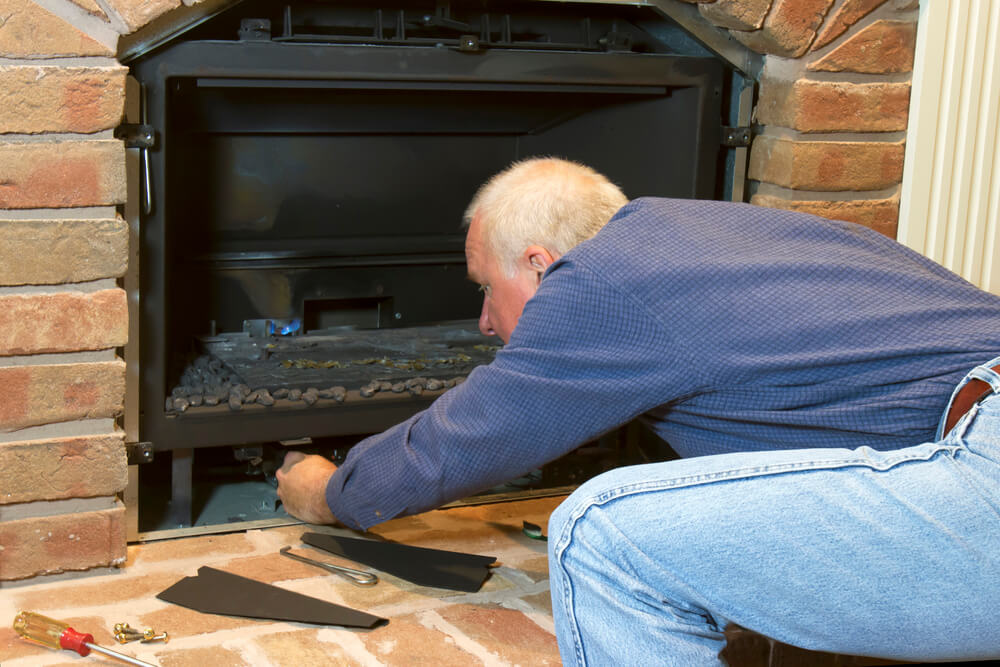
[325,257,699,530]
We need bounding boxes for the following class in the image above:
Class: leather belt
[942,364,1000,435]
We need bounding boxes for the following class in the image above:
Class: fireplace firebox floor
[166,320,499,415]
[136,449,554,535]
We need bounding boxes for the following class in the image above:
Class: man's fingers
[282,450,308,467]
[273,452,339,525]
[277,450,307,479]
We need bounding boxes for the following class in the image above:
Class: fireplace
[0,0,918,580]
[125,0,729,532]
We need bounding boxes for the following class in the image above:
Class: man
[278,157,1000,664]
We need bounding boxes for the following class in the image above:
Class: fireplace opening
[125,0,738,536]
[304,297,392,331]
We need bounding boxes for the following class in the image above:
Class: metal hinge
[114,123,155,149]
[722,126,752,147]
[126,442,155,464]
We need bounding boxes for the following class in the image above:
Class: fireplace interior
[125,0,738,535]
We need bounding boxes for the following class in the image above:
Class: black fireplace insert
[126,0,732,531]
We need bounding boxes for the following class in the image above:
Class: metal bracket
[114,124,155,149]
[126,442,155,465]
[599,26,632,52]
[722,126,752,147]
[239,18,272,41]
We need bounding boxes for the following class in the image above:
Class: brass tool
[113,623,165,644]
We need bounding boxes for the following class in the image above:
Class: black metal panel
[131,2,724,454]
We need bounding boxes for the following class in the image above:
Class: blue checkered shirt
[326,198,1000,529]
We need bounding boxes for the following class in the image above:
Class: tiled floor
[1,496,563,666]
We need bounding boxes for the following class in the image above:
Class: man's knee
[548,465,634,548]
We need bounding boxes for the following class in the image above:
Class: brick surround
[0,0,919,583]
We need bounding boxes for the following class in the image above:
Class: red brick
[809,20,916,73]
[757,76,911,133]
[360,613,482,665]
[751,192,900,237]
[156,645,249,667]
[732,0,835,57]
[0,503,126,580]
[0,360,125,432]
[0,0,113,57]
[436,603,560,665]
[102,0,183,33]
[0,66,127,134]
[699,0,772,31]
[133,532,256,564]
[749,134,905,191]
[0,624,44,662]
[0,289,127,356]
[14,571,180,611]
[510,554,550,583]
[138,603,266,640]
[0,217,128,286]
[814,0,889,50]
[255,628,357,664]
[217,552,331,584]
[0,432,127,504]
[0,140,126,209]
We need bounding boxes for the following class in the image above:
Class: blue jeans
[548,357,1000,665]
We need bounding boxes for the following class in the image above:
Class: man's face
[465,213,541,344]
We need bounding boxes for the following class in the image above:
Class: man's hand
[275,451,339,525]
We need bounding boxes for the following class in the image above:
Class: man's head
[463,157,628,342]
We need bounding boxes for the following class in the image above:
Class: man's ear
[523,246,557,282]
[522,245,558,275]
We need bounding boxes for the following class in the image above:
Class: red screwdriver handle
[59,626,94,657]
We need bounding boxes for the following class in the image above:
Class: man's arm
[275,451,339,524]
[314,259,690,531]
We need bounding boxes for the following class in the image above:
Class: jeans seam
[578,445,959,506]
[552,508,589,666]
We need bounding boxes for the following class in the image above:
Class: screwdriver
[13,611,157,667]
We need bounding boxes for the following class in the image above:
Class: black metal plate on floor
[302,532,496,592]
[157,566,387,628]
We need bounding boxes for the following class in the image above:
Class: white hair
[463,157,628,276]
